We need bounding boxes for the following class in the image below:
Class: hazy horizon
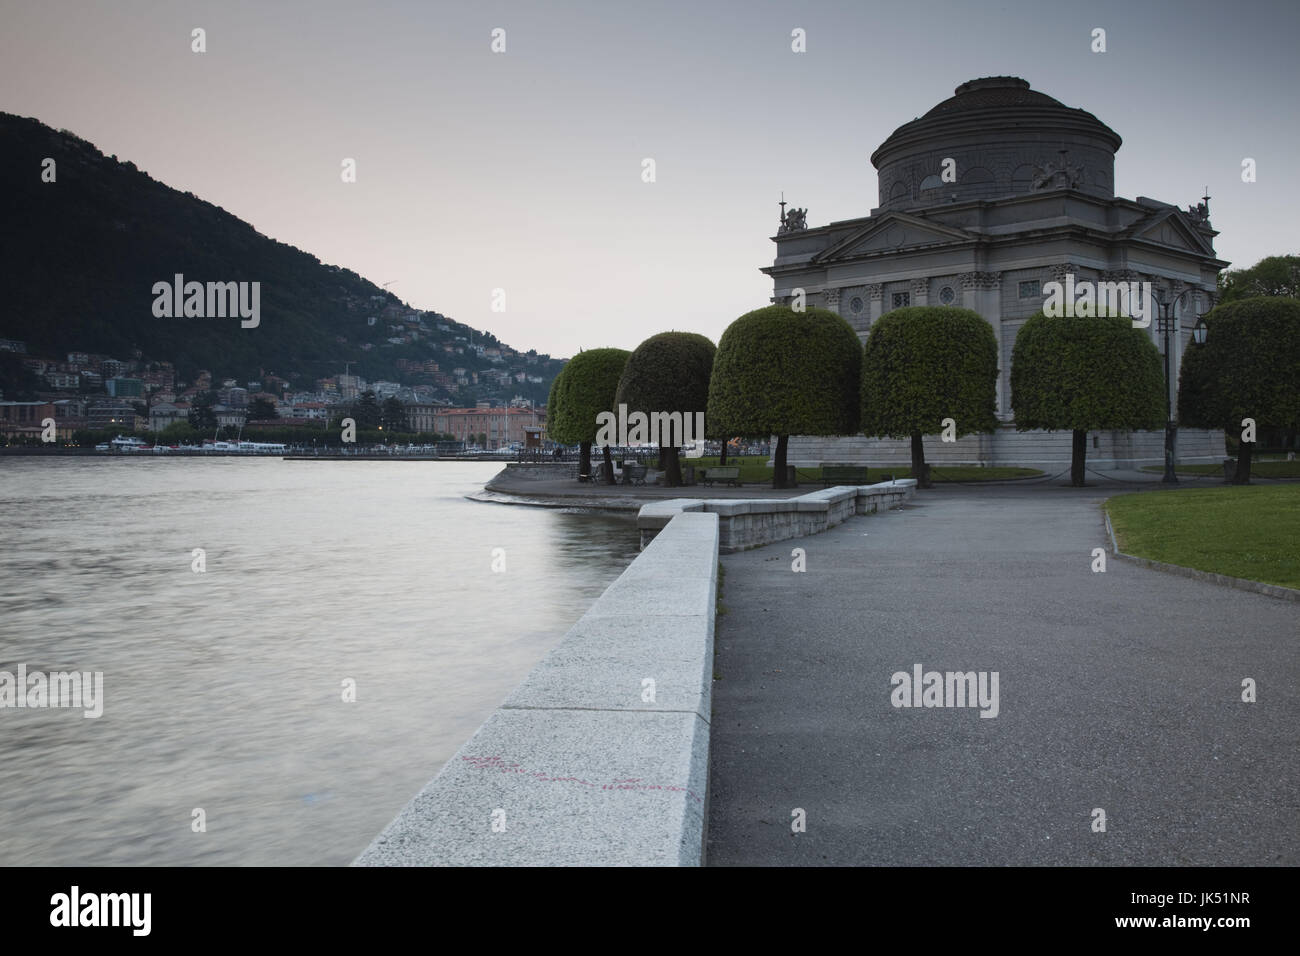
[2,0,1296,359]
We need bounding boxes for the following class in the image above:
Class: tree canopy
[1011,312,1165,432]
[380,396,408,431]
[860,306,998,485]
[1010,311,1165,485]
[615,332,716,430]
[348,390,381,430]
[615,332,715,486]
[708,306,860,437]
[547,348,630,444]
[1217,255,1300,304]
[187,391,218,431]
[707,305,860,486]
[247,397,278,421]
[547,347,629,481]
[1179,295,1300,482]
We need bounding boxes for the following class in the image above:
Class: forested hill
[0,112,561,399]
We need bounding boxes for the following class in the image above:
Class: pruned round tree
[546,347,630,482]
[1010,311,1164,486]
[1179,295,1300,483]
[860,306,999,487]
[615,332,716,487]
[707,305,861,488]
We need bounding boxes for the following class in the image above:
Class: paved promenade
[706,478,1299,865]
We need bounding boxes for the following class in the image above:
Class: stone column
[958,271,981,311]
[981,274,1004,418]
[910,277,929,307]
[1099,269,1141,317]
[961,271,1006,416]
[867,283,883,328]
[822,286,841,314]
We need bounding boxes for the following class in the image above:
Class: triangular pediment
[1131,208,1214,256]
[813,213,977,263]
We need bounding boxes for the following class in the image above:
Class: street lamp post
[1192,317,1208,346]
[1153,287,1203,485]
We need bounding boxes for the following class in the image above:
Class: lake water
[0,457,638,865]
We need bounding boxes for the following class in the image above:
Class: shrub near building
[707,306,860,489]
[1011,310,1164,486]
[1179,296,1300,484]
[860,306,999,488]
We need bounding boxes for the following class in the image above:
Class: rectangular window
[1019,280,1041,299]
[892,292,910,309]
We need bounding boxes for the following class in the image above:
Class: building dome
[870,77,1122,211]
[920,76,1064,116]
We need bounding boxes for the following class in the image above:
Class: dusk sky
[2,0,1297,358]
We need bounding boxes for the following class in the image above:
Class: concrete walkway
[706,478,1299,866]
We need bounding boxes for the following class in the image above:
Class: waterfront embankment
[357,477,917,865]
[355,510,721,866]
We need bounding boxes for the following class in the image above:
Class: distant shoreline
[0,447,520,461]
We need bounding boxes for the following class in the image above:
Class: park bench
[821,465,872,486]
[622,463,647,486]
[701,465,741,487]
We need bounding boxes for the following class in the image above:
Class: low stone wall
[494,461,576,479]
[354,511,719,867]
[637,480,917,552]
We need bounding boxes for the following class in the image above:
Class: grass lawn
[654,456,1041,484]
[1105,484,1300,590]
[1140,459,1300,479]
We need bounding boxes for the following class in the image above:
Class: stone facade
[764,77,1229,469]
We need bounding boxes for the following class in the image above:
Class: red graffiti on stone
[462,756,702,803]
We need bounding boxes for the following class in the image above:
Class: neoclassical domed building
[764,77,1228,470]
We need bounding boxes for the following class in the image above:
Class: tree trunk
[910,432,931,489]
[1233,440,1253,484]
[602,444,617,484]
[718,440,728,467]
[1071,429,1087,487]
[661,446,682,487]
[579,441,592,479]
[773,435,789,489]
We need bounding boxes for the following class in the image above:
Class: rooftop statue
[779,206,808,234]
